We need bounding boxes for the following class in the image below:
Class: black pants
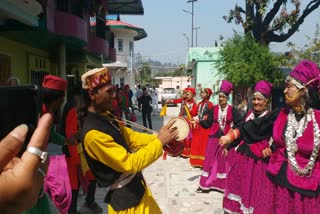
[68,180,97,213]
[142,109,152,129]
[85,180,97,205]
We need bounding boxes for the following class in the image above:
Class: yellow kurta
[84,126,163,214]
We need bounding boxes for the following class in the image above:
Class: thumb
[0,124,28,171]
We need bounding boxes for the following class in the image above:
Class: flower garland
[218,105,229,130]
[285,108,320,177]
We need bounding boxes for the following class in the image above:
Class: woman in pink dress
[223,80,274,213]
[221,60,320,213]
[198,80,243,192]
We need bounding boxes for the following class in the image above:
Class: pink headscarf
[220,80,233,96]
[289,60,320,90]
[254,80,273,97]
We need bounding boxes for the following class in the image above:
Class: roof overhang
[107,0,144,15]
[106,20,147,40]
[0,0,43,27]
[103,61,128,69]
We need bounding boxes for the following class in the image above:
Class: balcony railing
[87,33,109,58]
[46,10,87,42]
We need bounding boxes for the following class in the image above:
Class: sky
[122,0,320,64]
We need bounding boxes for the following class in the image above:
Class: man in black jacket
[138,87,152,130]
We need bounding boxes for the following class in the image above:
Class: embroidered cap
[254,80,273,98]
[42,75,67,91]
[81,67,111,89]
[289,60,320,90]
[220,80,233,96]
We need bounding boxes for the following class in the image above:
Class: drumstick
[110,116,159,134]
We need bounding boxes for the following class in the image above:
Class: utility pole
[194,27,200,47]
[183,33,190,49]
[183,0,198,47]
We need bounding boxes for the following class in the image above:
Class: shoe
[84,201,103,213]
[196,187,210,193]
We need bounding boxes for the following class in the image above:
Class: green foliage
[216,32,284,104]
[282,24,320,67]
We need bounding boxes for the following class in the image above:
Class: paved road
[48,104,224,213]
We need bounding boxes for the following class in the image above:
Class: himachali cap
[203,88,213,97]
[81,67,111,89]
[185,87,196,95]
[289,60,320,90]
[42,75,67,91]
[254,80,273,98]
[220,80,233,96]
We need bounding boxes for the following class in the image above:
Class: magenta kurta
[223,110,274,214]
[268,108,320,213]
[199,104,241,191]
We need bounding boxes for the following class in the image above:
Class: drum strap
[109,173,136,190]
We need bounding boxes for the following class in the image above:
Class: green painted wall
[0,37,58,84]
[187,47,233,104]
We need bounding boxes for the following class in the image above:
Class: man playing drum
[79,67,179,213]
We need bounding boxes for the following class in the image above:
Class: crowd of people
[1,59,320,213]
[166,59,320,213]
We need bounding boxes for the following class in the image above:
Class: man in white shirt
[151,86,159,114]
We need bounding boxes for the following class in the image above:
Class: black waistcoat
[80,111,145,210]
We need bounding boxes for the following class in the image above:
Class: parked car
[161,87,178,107]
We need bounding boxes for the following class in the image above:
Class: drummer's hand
[189,119,197,129]
[165,100,172,103]
[262,148,272,159]
[219,135,232,148]
[157,120,178,146]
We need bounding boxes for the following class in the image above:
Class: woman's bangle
[233,129,240,139]
[227,129,235,142]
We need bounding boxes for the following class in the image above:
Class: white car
[161,87,178,107]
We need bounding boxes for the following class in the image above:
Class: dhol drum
[164,117,190,157]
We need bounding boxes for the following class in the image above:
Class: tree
[215,33,284,105]
[135,63,152,85]
[276,24,320,68]
[224,0,320,45]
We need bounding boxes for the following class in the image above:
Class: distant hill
[134,58,180,74]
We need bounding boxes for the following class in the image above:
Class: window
[120,77,125,86]
[129,41,134,55]
[31,71,49,86]
[118,39,123,52]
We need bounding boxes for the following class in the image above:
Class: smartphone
[0,85,41,156]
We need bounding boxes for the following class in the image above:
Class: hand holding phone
[0,85,41,156]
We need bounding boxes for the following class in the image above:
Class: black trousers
[142,109,152,129]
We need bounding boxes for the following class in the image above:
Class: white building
[155,76,191,96]
[103,15,147,90]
